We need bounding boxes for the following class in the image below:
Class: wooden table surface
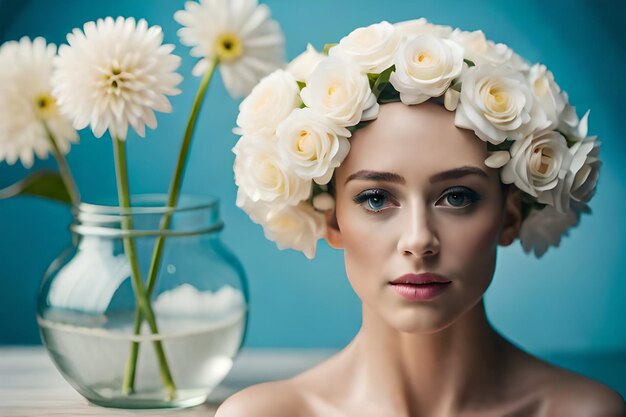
[0,346,334,417]
[2,346,624,416]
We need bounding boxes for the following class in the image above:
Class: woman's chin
[377,306,458,335]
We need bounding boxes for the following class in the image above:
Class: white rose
[501,130,570,198]
[328,21,401,74]
[454,64,549,144]
[276,108,351,185]
[286,43,326,83]
[536,138,601,212]
[528,64,566,129]
[300,56,379,127]
[484,150,511,169]
[234,69,302,138]
[236,187,274,224]
[508,51,531,73]
[389,34,464,105]
[558,96,591,142]
[262,202,326,260]
[394,18,453,38]
[519,202,585,258]
[569,139,601,203]
[450,29,528,71]
[232,135,311,213]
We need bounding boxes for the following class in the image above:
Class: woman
[219,19,626,417]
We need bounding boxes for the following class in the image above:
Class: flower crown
[232,18,601,259]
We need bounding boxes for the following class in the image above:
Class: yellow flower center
[259,158,282,191]
[487,86,509,113]
[34,93,57,119]
[297,130,316,159]
[531,146,554,176]
[215,32,244,63]
[104,65,130,94]
[415,51,432,64]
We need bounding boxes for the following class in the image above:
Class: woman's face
[327,101,519,333]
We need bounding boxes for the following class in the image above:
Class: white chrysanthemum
[0,37,77,168]
[51,17,183,140]
[175,0,286,98]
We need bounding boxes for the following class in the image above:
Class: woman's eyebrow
[345,170,405,185]
[429,166,488,183]
[344,167,488,185]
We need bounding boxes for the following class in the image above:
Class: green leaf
[486,139,514,153]
[296,80,306,91]
[450,79,462,92]
[0,170,72,205]
[463,59,476,67]
[377,82,401,103]
[367,72,378,89]
[323,43,338,55]
[371,65,395,98]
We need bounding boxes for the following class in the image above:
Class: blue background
[1,0,625,393]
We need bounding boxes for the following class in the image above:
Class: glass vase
[36,194,249,409]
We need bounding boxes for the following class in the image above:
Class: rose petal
[484,151,510,168]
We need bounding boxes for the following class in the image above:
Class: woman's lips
[390,273,451,285]
[390,282,451,301]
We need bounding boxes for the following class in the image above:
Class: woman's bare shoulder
[542,370,625,417]
[215,379,309,417]
[504,344,625,416]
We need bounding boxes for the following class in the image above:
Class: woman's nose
[397,204,440,258]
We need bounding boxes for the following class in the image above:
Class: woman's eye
[437,187,480,208]
[353,189,393,213]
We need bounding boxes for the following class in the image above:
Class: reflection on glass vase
[37,194,249,409]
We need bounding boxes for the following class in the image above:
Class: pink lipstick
[390,273,451,301]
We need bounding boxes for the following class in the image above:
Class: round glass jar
[37,194,249,409]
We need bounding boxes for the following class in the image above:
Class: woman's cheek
[341,215,387,297]
[442,210,500,254]
[444,211,501,278]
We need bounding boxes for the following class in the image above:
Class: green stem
[121,56,219,395]
[42,121,80,206]
[112,138,177,400]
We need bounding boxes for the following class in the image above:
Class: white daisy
[0,37,78,168]
[174,0,286,98]
[51,17,183,141]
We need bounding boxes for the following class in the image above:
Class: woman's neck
[345,298,508,416]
